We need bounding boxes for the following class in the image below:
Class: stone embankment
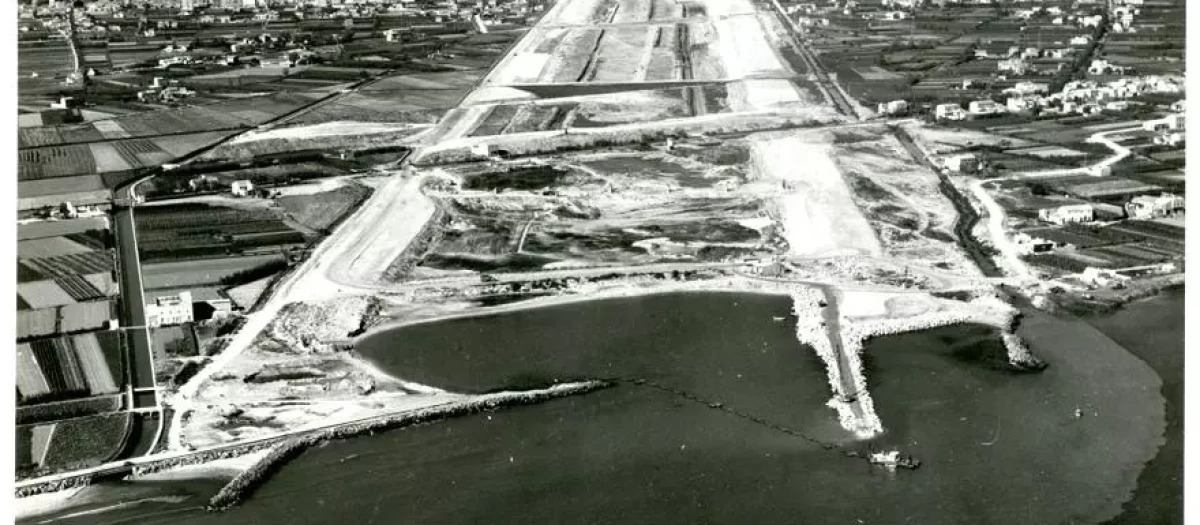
[790,287,884,439]
[842,295,1044,372]
[205,381,612,511]
[791,287,1045,439]
[131,443,277,478]
[15,476,91,499]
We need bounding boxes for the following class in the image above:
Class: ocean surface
[20,291,1180,525]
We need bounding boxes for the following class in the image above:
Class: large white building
[147,291,193,328]
[1038,204,1095,225]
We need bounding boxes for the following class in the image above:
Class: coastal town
[14,0,1186,523]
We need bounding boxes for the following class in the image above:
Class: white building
[997,58,1031,75]
[934,103,966,121]
[968,99,1006,116]
[943,153,979,173]
[147,291,193,328]
[1142,114,1184,132]
[231,180,254,196]
[1005,81,1049,96]
[1038,204,1095,225]
[1013,232,1061,255]
[1125,193,1184,219]
[876,99,909,115]
[1153,132,1184,147]
[470,142,492,157]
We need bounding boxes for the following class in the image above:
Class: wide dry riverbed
[20,291,1175,524]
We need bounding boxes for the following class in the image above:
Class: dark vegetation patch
[472,292,553,307]
[639,221,761,243]
[669,143,750,166]
[38,413,131,471]
[219,259,290,286]
[17,262,46,283]
[422,252,559,272]
[846,173,895,201]
[696,245,760,262]
[462,166,570,191]
[135,203,307,262]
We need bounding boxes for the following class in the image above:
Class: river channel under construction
[20,290,1178,525]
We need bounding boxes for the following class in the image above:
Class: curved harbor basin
[20,291,1169,525]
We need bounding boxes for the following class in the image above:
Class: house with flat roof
[147,291,193,328]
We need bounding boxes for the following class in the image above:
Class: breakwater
[790,287,883,439]
[205,381,612,511]
[792,285,1044,439]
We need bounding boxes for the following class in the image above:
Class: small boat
[708,402,723,409]
[869,450,921,471]
[772,316,786,322]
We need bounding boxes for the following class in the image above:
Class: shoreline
[354,277,794,343]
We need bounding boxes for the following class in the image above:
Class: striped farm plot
[16,344,52,398]
[113,139,173,168]
[84,272,119,296]
[17,237,93,259]
[71,333,119,394]
[25,250,115,277]
[88,142,135,172]
[17,280,77,309]
[18,145,97,180]
[53,273,106,302]
[18,127,65,148]
[151,130,238,157]
[92,119,131,140]
[29,338,89,395]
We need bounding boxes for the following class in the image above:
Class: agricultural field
[134,203,308,262]
[32,412,131,473]
[18,224,117,310]
[277,182,373,233]
[290,70,483,126]
[16,330,122,404]
[151,325,200,362]
[17,39,76,96]
[141,254,288,291]
[141,162,351,199]
[197,123,419,162]
[18,92,322,150]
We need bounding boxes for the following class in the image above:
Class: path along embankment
[205,381,612,511]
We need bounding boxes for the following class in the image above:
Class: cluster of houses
[1033,192,1184,229]
[137,76,197,103]
[930,75,1184,121]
